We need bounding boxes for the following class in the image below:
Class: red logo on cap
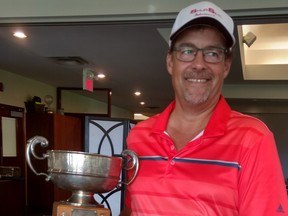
[191,7,221,18]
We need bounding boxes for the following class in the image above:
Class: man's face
[166,26,232,107]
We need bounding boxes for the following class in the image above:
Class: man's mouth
[186,78,208,83]
[184,71,212,83]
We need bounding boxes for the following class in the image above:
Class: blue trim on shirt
[139,156,241,170]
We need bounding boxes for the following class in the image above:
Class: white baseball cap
[169,1,235,48]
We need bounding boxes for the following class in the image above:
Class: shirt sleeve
[238,131,288,215]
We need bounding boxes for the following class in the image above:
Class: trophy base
[52,201,110,216]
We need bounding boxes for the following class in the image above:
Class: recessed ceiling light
[13,31,27,39]
[140,101,145,105]
[134,91,141,96]
[97,73,106,79]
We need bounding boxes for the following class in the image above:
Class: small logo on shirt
[276,204,285,213]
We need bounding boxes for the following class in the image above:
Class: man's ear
[223,57,232,79]
[166,52,173,75]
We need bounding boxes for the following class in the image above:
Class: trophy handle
[26,136,51,181]
[121,149,139,185]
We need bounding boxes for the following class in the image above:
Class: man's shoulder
[133,114,160,128]
[229,110,270,132]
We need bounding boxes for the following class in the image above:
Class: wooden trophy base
[52,201,110,216]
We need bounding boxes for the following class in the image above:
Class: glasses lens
[176,47,196,62]
[203,48,225,63]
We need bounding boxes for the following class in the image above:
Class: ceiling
[0,16,288,117]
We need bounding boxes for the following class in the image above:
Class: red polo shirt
[125,96,288,215]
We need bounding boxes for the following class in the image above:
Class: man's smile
[186,78,208,83]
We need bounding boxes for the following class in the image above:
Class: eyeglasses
[172,46,228,63]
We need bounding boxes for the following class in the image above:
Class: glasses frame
[172,46,229,64]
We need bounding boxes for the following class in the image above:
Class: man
[121,1,288,215]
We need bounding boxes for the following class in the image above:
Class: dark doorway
[0,103,26,215]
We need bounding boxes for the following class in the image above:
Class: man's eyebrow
[176,43,196,47]
[176,43,224,49]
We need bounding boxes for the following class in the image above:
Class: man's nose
[192,50,206,68]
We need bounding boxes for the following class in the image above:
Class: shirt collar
[152,96,231,138]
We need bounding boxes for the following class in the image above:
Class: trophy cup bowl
[26,136,139,206]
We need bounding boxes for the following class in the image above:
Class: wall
[223,84,288,99]
[1,69,56,108]
[62,90,133,118]
[1,69,133,119]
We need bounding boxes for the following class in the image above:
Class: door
[0,103,25,215]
